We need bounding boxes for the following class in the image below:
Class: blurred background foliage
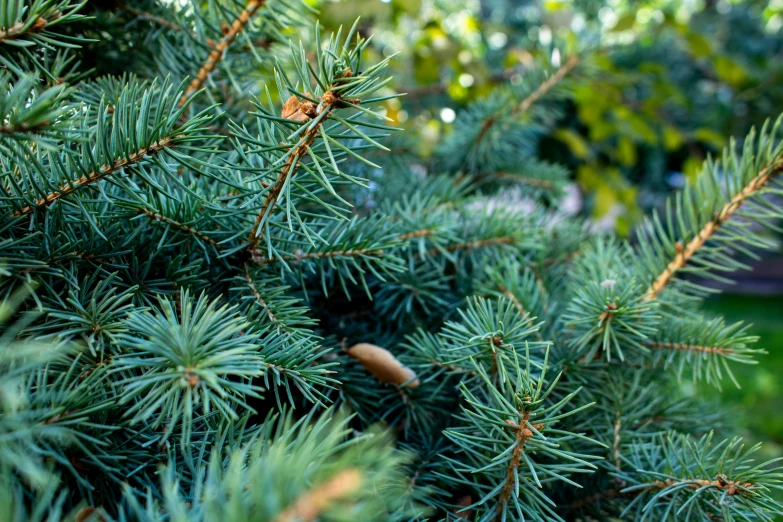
[319,0,783,234]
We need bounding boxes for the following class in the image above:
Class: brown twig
[0,121,51,135]
[247,91,341,250]
[513,55,580,116]
[560,474,753,514]
[251,226,436,266]
[252,246,386,267]
[612,414,622,470]
[496,412,540,520]
[423,236,517,258]
[138,209,219,248]
[11,136,176,216]
[398,228,436,240]
[243,264,279,326]
[178,0,266,106]
[498,284,544,341]
[119,4,185,32]
[252,230,514,267]
[648,475,753,497]
[472,55,581,152]
[643,158,783,301]
[643,340,733,355]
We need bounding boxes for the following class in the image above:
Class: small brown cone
[345,343,420,388]
[281,93,316,122]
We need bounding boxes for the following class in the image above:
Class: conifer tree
[2,1,783,521]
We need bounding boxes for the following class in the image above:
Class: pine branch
[247,90,342,249]
[643,340,733,355]
[119,4,185,32]
[419,236,517,258]
[178,0,266,106]
[496,410,535,520]
[253,245,387,266]
[138,208,219,248]
[0,13,57,44]
[471,54,580,153]
[643,156,783,301]
[11,137,175,216]
[514,55,580,116]
[243,264,279,325]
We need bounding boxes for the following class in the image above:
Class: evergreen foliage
[1,1,783,521]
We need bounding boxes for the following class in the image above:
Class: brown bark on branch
[139,209,219,248]
[177,0,265,106]
[247,91,340,251]
[11,136,176,216]
[495,411,540,521]
[514,55,580,116]
[643,158,783,301]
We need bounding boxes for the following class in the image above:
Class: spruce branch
[138,208,220,249]
[178,0,266,106]
[617,432,783,520]
[636,114,783,303]
[0,73,73,148]
[496,409,535,518]
[435,51,581,174]
[0,0,89,77]
[243,264,279,325]
[477,260,548,341]
[564,240,660,361]
[254,244,387,265]
[3,78,214,217]
[514,55,580,115]
[644,341,733,354]
[441,349,600,522]
[232,267,317,338]
[125,410,412,521]
[112,291,265,442]
[4,3,783,518]
[0,15,50,44]
[643,317,762,388]
[246,90,344,249]
[237,24,398,256]
[118,3,186,32]
[12,137,175,216]
[643,156,783,301]
[0,0,83,45]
